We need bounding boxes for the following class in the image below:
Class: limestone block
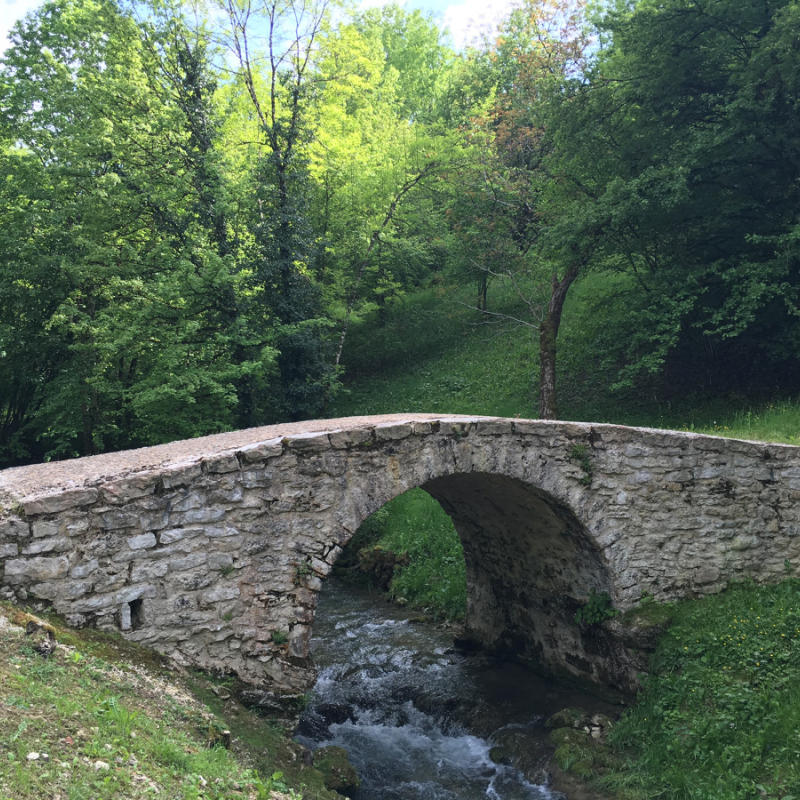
[127,533,157,550]
[93,573,128,593]
[328,429,372,449]
[308,556,332,577]
[240,469,274,489]
[207,486,243,504]
[159,527,202,545]
[33,579,93,601]
[437,420,473,437]
[21,536,71,555]
[202,584,240,603]
[284,432,330,453]
[99,509,140,531]
[99,475,157,505]
[205,526,241,538]
[289,624,311,658]
[131,561,170,582]
[70,559,99,579]
[171,552,208,572]
[204,453,240,474]
[0,543,19,558]
[208,553,234,570]
[374,421,414,441]
[64,517,89,536]
[116,584,157,603]
[474,419,514,436]
[171,492,204,512]
[175,508,226,524]
[693,566,721,585]
[174,570,214,591]
[0,519,29,540]
[4,555,69,584]
[72,593,116,614]
[21,488,99,516]
[237,437,283,464]
[140,510,170,531]
[31,520,59,539]
[731,534,759,551]
[161,462,203,489]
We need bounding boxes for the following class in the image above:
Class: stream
[296,579,612,799]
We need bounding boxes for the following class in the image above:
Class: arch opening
[323,471,636,697]
[421,473,624,692]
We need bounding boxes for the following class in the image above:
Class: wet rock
[313,745,360,797]
[295,703,355,740]
[356,546,408,590]
[545,708,589,730]
[317,703,354,726]
[487,725,552,785]
[489,744,513,765]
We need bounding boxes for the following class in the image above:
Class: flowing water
[296,579,609,799]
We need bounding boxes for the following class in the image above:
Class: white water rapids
[296,579,569,799]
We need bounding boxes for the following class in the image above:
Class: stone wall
[1,415,799,699]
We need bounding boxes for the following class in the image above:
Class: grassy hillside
[0,605,336,800]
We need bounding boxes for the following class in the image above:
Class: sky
[0,0,514,54]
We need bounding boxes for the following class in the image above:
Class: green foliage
[602,579,800,799]
[574,589,615,626]
[271,630,289,645]
[567,443,594,487]
[352,489,467,620]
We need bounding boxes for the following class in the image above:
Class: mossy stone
[313,745,360,797]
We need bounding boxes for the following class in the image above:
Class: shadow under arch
[327,470,640,698]
[421,473,628,693]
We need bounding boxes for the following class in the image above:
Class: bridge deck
[0,414,488,500]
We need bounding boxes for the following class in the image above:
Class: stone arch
[309,459,628,694]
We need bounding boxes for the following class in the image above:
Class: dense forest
[2,0,799,468]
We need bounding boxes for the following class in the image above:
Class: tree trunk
[538,262,580,420]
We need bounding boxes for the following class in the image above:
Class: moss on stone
[313,745,360,797]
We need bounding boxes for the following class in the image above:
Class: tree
[307,12,459,373]
[555,0,800,397]
[215,0,335,421]
[0,0,268,462]
[450,0,594,419]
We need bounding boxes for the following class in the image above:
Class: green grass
[672,400,800,445]
[329,282,538,420]
[331,274,800,446]
[346,489,467,621]
[0,605,336,800]
[599,579,800,800]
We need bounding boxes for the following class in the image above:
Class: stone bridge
[1,414,799,702]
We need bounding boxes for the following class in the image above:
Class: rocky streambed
[295,578,620,799]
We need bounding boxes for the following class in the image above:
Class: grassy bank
[597,579,800,799]
[0,605,336,800]
[340,489,467,620]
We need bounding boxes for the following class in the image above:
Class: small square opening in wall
[129,598,144,631]
[120,600,145,632]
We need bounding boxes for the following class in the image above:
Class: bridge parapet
[1,415,799,699]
